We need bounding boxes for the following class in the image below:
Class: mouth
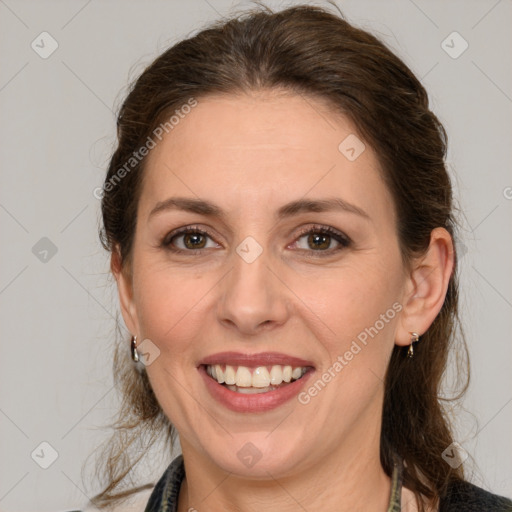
[198,352,315,412]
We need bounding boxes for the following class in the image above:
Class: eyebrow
[148,196,370,221]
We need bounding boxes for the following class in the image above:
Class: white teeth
[205,363,309,388]
[291,367,303,380]
[269,365,283,385]
[224,365,236,385]
[235,366,252,387]
[252,367,270,388]
[206,365,217,379]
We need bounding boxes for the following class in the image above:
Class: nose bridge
[216,237,289,333]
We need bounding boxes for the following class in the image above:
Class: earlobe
[111,248,139,336]
[395,228,454,347]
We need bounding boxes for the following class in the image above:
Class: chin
[200,430,312,479]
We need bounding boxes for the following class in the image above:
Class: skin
[113,90,453,512]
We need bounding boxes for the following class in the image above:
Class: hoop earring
[407,332,420,358]
[131,335,139,362]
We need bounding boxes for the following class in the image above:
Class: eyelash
[162,224,352,258]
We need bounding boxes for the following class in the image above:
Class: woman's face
[118,90,410,477]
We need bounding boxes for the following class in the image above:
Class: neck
[177,415,393,511]
[178,456,391,512]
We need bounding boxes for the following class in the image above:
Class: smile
[198,352,315,412]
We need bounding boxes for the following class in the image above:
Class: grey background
[0,0,511,510]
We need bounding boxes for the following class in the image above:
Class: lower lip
[198,365,314,413]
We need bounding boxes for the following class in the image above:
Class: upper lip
[199,351,315,368]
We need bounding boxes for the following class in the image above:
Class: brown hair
[92,2,468,509]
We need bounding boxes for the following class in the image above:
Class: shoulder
[74,456,184,512]
[440,479,512,511]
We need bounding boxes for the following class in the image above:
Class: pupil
[309,233,330,250]
[185,233,206,249]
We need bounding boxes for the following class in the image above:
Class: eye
[291,225,351,256]
[162,225,219,253]
[162,224,351,257]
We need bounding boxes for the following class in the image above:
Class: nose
[216,247,290,335]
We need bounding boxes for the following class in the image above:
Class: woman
[87,3,512,511]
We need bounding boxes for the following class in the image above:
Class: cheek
[296,260,401,340]
[133,264,210,351]
[294,262,403,412]
[297,264,401,412]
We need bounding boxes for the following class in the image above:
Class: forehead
[153,90,352,156]
[139,91,393,222]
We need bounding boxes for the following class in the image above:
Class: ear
[395,227,455,347]
[111,245,140,336]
